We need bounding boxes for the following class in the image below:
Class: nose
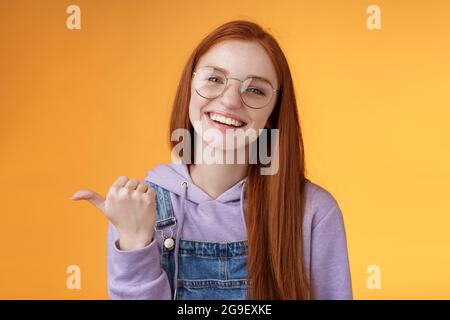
[218,78,243,109]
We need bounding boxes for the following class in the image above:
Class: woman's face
[189,40,279,151]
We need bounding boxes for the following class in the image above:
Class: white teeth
[209,113,244,127]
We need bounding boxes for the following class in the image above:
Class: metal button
[164,237,175,250]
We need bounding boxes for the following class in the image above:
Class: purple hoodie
[106,162,353,299]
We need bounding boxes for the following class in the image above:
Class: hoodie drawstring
[239,179,247,234]
[173,180,188,300]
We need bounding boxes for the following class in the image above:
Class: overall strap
[147,181,177,229]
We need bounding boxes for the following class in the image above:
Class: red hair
[169,20,312,299]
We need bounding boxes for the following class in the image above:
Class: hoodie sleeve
[106,222,172,300]
[310,204,353,299]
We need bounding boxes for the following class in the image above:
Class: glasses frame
[192,67,279,109]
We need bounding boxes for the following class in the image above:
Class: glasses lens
[240,77,273,109]
[193,67,226,99]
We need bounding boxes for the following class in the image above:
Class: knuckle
[130,190,140,199]
[141,195,151,204]
[117,188,129,199]
[116,175,128,182]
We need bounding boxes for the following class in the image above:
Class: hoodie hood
[145,162,247,204]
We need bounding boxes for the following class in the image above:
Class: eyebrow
[203,65,276,88]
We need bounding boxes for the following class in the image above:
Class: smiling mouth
[205,112,247,128]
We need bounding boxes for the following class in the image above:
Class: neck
[188,135,248,199]
[188,162,247,199]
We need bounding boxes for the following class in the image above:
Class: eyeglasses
[192,66,278,109]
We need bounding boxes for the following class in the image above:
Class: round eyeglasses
[192,66,278,109]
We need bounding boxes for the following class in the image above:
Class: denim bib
[148,182,248,300]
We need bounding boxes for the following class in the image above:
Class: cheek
[247,107,275,129]
[188,94,207,123]
[188,94,212,138]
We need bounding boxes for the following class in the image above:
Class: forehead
[196,40,278,87]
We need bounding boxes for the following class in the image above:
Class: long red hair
[169,20,312,299]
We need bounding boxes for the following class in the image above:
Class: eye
[247,87,265,96]
[208,76,224,84]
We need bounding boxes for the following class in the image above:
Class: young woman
[71,20,352,300]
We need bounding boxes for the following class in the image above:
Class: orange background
[1,0,449,299]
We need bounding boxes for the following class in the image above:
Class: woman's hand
[71,176,157,251]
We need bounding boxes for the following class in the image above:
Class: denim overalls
[147,181,248,300]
